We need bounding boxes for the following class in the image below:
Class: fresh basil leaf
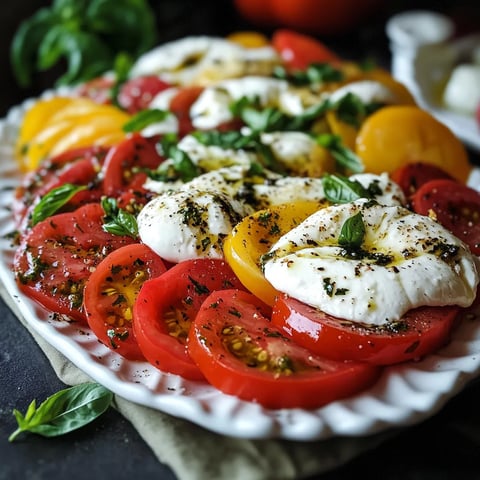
[10,8,55,87]
[85,0,157,55]
[8,383,113,442]
[322,174,370,204]
[10,0,156,87]
[333,93,384,128]
[123,109,172,133]
[242,107,286,133]
[31,183,87,226]
[338,211,365,249]
[101,197,138,238]
[231,96,331,134]
[316,134,364,173]
[193,129,286,175]
[273,63,343,86]
[110,52,134,106]
[150,144,200,183]
[306,63,344,83]
[52,0,91,20]
[333,92,368,128]
[45,30,114,85]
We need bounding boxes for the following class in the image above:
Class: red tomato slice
[411,179,480,255]
[101,133,164,208]
[188,289,381,409]
[14,146,108,230]
[118,75,171,114]
[76,77,115,105]
[133,259,246,380]
[83,243,167,360]
[390,162,453,198]
[13,203,136,323]
[169,86,204,136]
[272,295,461,366]
[271,29,340,71]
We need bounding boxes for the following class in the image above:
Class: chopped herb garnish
[316,134,364,173]
[188,276,210,295]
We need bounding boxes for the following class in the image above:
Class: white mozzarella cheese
[263,199,479,326]
[130,36,280,86]
[443,64,480,115]
[190,77,290,130]
[350,172,406,206]
[328,80,398,105]
[137,188,249,263]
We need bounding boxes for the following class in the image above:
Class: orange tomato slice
[355,105,471,183]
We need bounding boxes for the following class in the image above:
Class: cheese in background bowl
[442,44,480,115]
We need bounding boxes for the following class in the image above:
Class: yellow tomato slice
[355,105,471,183]
[16,97,130,171]
[325,68,416,151]
[325,110,358,150]
[223,200,328,306]
[226,31,271,48]
[48,113,130,158]
[360,68,416,106]
[16,97,73,141]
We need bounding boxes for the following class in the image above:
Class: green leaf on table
[8,383,113,442]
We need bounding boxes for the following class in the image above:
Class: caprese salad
[10,30,480,410]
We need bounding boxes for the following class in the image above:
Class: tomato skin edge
[83,243,168,361]
[272,295,461,366]
[133,274,206,381]
[188,290,381,409]
[133,259,247,381]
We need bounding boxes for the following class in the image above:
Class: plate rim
[2,94,480,441]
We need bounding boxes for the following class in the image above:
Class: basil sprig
[333,92,383,128]
[230,96,332,134]
[338,211,365,249]
[9,383,112,442]
[322,174,370,204]
[101,197,138,238]
[123,109,172,133]
[147,134,201,183]
[31,183,87,226]
[11,0,157,87]
[193,130,286,175]
[316,134,364,173]
[273,63,344,86]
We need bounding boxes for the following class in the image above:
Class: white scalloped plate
[2,96,480,441]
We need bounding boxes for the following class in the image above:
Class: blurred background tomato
[233,0,384,35]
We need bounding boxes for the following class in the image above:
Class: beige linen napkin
[1,284,392,480]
